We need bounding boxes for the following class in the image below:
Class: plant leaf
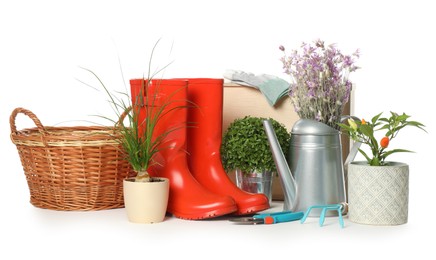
[371,112,383,124]
[381,149,414,159]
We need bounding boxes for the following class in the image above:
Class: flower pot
[235,170,273,205]
[348,161,409,225]
[123,177,169,224]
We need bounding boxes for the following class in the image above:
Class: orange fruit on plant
[380,136,389,148]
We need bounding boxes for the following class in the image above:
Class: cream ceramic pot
[348,161,409,225]
[123,177,169,224]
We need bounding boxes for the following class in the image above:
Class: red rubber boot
[186,78,270,215]
[130,79,237,220]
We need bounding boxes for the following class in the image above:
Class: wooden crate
[223,83,351,200]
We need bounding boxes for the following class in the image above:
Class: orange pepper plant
[338,112,426,166]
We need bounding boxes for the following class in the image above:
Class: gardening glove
[223,69,289,107]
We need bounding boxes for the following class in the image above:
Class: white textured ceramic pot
[123,177,169,224]
[348,161,409,225]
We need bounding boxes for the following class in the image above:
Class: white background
[1,0,435,259]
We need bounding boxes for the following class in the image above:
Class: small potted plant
[221,116,291,204]
[80,41,180,223]
[85,72,180,223]
[339,112,426,225]
[118,79,175,224]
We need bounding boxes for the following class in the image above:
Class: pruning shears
[229,211,304,225]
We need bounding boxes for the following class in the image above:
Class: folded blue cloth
[223,70,289,107]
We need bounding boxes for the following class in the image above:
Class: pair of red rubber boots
[130,78,270,220]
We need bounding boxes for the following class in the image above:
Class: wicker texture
[10,107,133,211]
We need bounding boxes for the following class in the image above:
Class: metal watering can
[263,117,360,217]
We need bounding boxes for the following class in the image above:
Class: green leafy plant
[79,40,185,182]
[338,112,426,166]
[221,116,291,174]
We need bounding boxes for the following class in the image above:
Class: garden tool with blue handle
[230,211,304,225]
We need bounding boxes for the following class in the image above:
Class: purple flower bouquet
[280,39,360,130]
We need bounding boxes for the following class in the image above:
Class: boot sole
[233,203,270,216]
[169,205,238,220]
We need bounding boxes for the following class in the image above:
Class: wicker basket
[10,107,134,211]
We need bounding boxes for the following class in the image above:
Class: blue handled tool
[230,211,304,225]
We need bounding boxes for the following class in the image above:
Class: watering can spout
[263,119,297,211]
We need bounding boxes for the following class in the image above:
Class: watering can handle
[340,115,362,168]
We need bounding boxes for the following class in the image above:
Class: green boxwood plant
[221,116,291,174]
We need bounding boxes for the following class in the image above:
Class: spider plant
[80,40,187,182]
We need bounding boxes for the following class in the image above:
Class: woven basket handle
[117,107,133,127]
[10,107,46,135]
